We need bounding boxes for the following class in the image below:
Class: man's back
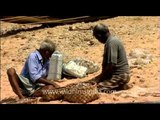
[21,50,49,83]
[103,35,130,75]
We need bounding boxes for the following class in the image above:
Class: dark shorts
[97,73,130,92]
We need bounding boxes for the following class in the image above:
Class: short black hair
[93,23,109,37]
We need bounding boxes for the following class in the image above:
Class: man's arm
[92,63,115,83]
[36,78,60,88]
[27,53,60,88]
[99,41,117,81]
[100,63,115,80]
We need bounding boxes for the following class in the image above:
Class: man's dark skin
[93,24,115,82]
[90,23,131,91]
[7,48,60,99]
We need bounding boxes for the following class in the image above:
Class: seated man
[7,39,60,99]
[92,23,131,92]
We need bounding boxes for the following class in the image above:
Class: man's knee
[126,75,131,83]
[46,85,55,89]
[42,85,55,90]
[7,67,16,76]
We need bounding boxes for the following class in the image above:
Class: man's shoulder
[28,50,39,59]
[29,50,36,56]
[107,36,120,44]
[110,35,120,41]
[110,36,123,45]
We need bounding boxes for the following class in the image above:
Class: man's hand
[88,74,101,83]
[36,78,60,88]
[51,82,60,88]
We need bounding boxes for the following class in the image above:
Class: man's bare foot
[19,95,25,99]
[122,84,133,90]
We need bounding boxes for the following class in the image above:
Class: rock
[129,49,148,58]
[11,59,15,61]
[69,26,77,31]
[113,97,119,101]
[139,79,145,83]
[87,41,94,46]
[72,58,100,74]
[128,52,152,67]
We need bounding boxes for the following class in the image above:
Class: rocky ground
[0,16,160,104]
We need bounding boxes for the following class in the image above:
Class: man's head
[93,23,110,44]
[39,39,56,60]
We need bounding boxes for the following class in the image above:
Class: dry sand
[0,16,160,104]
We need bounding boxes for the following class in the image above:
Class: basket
[0,97,38,104]
[42,87,65,101]
[16,98,38,104]
[63,82,99,103]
